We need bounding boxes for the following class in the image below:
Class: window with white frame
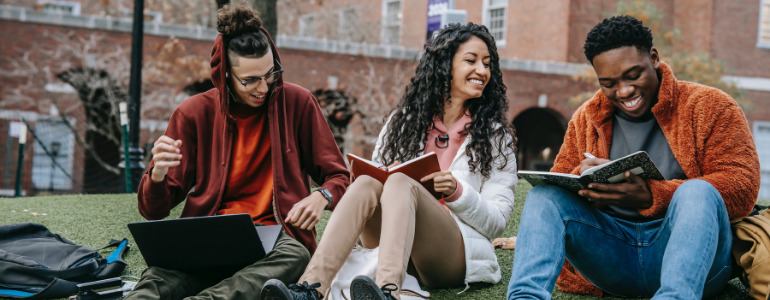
[382,0,402,45]
[299,14,315,38]
[339,7,358,42]
[754,121,770,200]
[39,1,81,16]
[760,0,770,48]
[484,0,507,45]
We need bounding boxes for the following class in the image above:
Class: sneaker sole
[262,279,293,300]
[350,276,388,300]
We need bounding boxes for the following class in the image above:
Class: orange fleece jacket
[551,62,760,296]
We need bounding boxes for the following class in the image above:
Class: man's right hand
[579,157,610,175]
[150,135,183,182]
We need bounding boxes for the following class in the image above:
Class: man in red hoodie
[124,4,350,300]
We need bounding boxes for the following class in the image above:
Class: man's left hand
[578,171,653,209]
[286,191,327,230]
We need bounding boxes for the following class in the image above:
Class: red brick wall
[3,15,769,183]
[502,0,571,61]
[673,0,714,53]
[401,0,429,47]
[711,0,770,78]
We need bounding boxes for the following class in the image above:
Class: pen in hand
[583,152,597,160]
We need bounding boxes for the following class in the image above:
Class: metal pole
[5,126,12,189]
[120,102,132,193]
[128,0,145,191]
[14,125,26,197]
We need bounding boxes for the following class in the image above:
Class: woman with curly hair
[125,4,350,300]
[262,23,518,300]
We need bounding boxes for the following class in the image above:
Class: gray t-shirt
[604,111,687,221]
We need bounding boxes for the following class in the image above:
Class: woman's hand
[421,170,457,197]
[492,236,516,250]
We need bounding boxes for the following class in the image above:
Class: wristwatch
[317,188,333,209]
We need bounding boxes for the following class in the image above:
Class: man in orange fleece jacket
[508,15,759,299]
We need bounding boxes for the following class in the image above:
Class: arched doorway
[513,107,568,171]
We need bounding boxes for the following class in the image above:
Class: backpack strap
[0,278,78,299]
[93,239,130,280]
[103,239,129,263]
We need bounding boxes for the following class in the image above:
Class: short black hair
[583,15,653,63]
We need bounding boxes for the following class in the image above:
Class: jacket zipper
[214,120,234,215]
[595,121,610,157]
[268,97,291,236]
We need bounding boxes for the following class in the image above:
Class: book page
[389,152,437,172]
[346,153,389,183]
[346,153,386,170]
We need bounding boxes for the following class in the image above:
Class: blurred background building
[1,0,769,198]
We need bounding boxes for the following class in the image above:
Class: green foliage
[571,0,748,110]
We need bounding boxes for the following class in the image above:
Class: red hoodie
[137,28,350,253]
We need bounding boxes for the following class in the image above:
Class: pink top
[424,110,472,202]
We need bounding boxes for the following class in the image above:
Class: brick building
[1,0,769,197]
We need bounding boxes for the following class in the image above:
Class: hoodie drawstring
[279,87,291,153]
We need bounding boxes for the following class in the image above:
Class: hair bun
[217,4,263,37]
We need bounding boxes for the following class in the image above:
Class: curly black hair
[217,4,270,60]
[584,15,653,63]
[378,23,517,178]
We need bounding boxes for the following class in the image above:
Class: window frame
[39,0,81,16]
[482,0,508,47]
[759,0,770,48]
[381,0,403,46]
[299,13,315,38]
[338,6,357,42]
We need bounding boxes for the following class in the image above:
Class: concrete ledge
[275,34,422,61]
[0,5,218,41]
[723,76,770,92]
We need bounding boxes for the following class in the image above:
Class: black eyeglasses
[230,61,284,87]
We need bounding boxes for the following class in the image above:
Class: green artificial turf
[0,181,751,299]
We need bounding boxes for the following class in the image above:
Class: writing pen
[583,152,597,159]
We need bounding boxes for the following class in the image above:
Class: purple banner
[427,0,449,40]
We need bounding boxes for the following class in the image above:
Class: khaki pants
[300,174,466,298]
[124,232,309,300]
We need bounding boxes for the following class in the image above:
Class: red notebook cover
[346,152,442,199]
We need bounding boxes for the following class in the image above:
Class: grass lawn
[0,181,751,299]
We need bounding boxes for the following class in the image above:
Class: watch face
[319,189,332,201]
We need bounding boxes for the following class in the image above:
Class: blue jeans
[507,179,733,299]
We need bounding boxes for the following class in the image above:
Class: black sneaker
[261,279,321,300]
[350,275,398,300]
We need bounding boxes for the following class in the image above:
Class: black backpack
[0,223,128,299]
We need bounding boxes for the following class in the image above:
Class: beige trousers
[300,173,466,298]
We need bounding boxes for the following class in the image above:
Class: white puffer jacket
[372,119,517,284]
